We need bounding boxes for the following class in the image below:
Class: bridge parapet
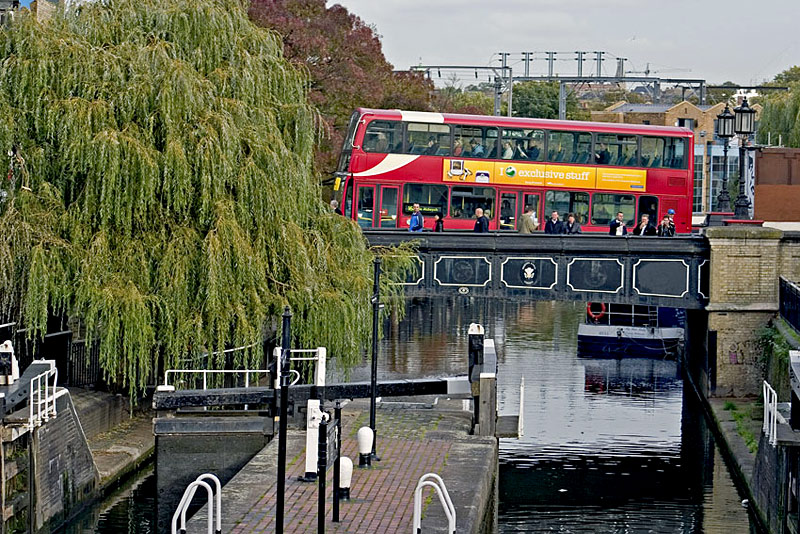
[365,231,710,309]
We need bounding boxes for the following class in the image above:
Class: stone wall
[33,391,99,532]
[705,226,785,397]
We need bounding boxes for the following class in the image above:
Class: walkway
[188,398,496,534]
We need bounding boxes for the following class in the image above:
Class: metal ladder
[172,473,222,534]
[412,473,455,534]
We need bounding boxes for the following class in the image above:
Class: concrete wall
[155,431,270,533]
[32,391,99,532]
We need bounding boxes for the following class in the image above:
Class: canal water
[65,298,760,533]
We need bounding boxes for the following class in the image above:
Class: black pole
[734,143,751,219]
[333,401,341,522]
[369,257,381,460]
[318,417,328,534]
[717,137,731,212]
[276,306,292,534]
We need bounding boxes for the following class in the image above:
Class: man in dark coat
[562,213,582,234]
[609,211,628,236]
[473,208,489,233]
[633,214,657,236]
[544,211,564,234]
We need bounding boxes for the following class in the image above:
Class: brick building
[592,100,763,217]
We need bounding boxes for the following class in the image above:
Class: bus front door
[357,185,376,228]
[379,186,399,228]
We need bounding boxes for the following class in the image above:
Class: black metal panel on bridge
[366,231,710,309]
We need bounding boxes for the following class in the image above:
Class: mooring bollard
[357,426,373,468]
[339,457,353,500]
[317,417,328,534]
[468,323,484,429]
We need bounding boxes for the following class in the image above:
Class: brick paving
[228,404,460,534]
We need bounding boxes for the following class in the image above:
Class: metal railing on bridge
[780,277,800,334]
[365,230,710,309]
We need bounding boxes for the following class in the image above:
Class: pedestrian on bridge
[518,205,538,233]
[633,214,657,236]
[657,215,675,237]
[473,208,489,233]
[409,203,424,232]
[562,213,582,234]
[544,211,563,234]
[609,211,628,236]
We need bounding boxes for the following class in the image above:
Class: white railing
[28,361,57,432]
[172,473,222,534]
[158,369,271,392]
[412,473,455,534]
[763,381,778,447]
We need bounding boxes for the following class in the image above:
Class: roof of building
[612,103,719,113]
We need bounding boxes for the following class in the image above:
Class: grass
[724,400,761,455]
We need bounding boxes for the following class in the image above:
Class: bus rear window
[641,136,688,169]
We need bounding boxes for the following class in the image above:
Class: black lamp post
[733,96,756,219]
[715,103,735,212]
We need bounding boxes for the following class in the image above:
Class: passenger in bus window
[453,138,464,157]
[375,133,389,153]
[424,136,439,155]
[595,143,611,165]
[527,140,541,160]
[469,139,485,158]
[514,140,529,160]
[501,141,514,159]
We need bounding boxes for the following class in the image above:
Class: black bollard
[333,401,342,522]
[318,417,328,534]
[276,307,292,534]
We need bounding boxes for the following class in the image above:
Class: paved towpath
[188,398,496,533]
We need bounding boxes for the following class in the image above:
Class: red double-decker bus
[334,109,693,233]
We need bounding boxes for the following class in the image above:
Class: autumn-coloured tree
[249,0,432,174]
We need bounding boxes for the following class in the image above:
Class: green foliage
[758,323,792,400]
[771,66,800,86]
[512,81,588,121]
[433,86,493,116]
[757,82,800,147]
[0,0,394,398]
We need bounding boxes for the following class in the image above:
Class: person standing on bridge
[433,212,444,232]
[518,205,538,233]
[633,213,657,236]
[562,213,582,234]
[657,215,675,237]
[544,211,563,234]
[609,211,628,236]
[473,208,489,233]
[409,203,424,232]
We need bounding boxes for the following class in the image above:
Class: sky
[334,0,799,87]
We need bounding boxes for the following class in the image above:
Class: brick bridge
[366,227,800,398]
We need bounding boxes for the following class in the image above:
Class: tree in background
[432,77,494,115]
[249,0,432,174]
[0,0,404,397]
[757,66,800,147]
[512,81,588,120]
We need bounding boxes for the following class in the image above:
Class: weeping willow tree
[0,0,407,397]
[758,83,800,147]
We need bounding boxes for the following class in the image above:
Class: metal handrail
[763,381,778,447]
[172,473,222,534]
[413,473,455,534]
[28,361,57,432]
[160,369,271,390]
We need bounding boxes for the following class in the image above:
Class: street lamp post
[733,96,756,219]
[715,104,735,212]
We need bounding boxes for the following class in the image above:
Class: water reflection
[66,297,759,533]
